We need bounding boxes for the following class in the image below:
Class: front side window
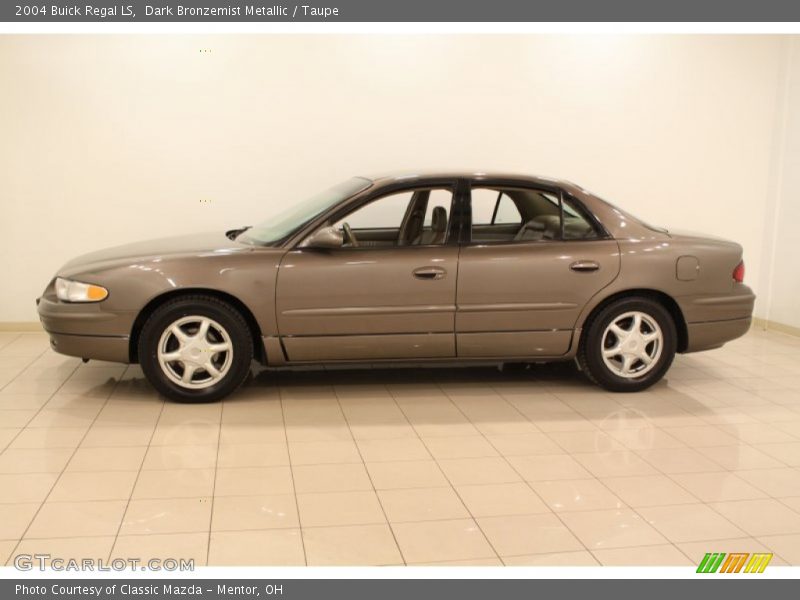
[469,186,599,243]
[337,192,413,230]
[332,188,453,247]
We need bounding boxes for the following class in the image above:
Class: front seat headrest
[431,206,447,232]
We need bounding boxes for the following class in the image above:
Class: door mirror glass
[300,226,343,249]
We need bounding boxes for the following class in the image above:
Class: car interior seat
[414,206,448,245]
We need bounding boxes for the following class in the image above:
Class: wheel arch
[577,288,689,353]
[129,288,266,365]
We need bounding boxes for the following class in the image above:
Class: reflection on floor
[1,328,800,567]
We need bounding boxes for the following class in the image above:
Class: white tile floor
[1,327,800,567]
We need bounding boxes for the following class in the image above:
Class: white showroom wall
[762,37,800,331]
[0,35,791,323]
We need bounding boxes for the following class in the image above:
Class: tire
[137,295,254,402]
[577,296,677,393]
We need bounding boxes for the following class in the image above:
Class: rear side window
[562,195,600,240]
[471,189,522,226]
[469,186,600,243]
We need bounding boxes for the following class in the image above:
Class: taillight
[733,260,745,283]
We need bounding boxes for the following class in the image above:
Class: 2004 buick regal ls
[37,171,755,402]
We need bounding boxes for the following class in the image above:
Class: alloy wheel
[157,315,233,389]
[600,311,663,379]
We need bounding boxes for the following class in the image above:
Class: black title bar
[4,0,800,22]
[4,578,799,600]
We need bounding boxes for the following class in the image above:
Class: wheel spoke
[196,318,210,342]
[639,352,653,366]
[642,332,660,344]
[603,345,621,358]
[208,342,231,354]
[181,364,197,383]
[161,350,181,362]
[610,323,626,338]
[204,362,220,378]
[621,355,635,374]
[631,313,642,333]
[171,325,189,344]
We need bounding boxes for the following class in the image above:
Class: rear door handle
[413,266,446,280]
[570,260,600,272]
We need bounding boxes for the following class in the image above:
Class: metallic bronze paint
[37,171,755,369]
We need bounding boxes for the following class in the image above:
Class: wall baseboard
[752,317,800,338]
[0,322,43,332]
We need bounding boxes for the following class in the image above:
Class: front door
[456,184,621,358]
[276,186,459,361]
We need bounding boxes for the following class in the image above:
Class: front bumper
[46,331,130,363]
[37,294,134,363]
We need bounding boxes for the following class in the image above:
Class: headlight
[55,277,109,303]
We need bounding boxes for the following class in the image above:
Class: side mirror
[299,226,343,249]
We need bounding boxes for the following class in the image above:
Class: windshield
[239,177,372,245]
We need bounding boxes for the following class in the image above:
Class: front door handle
[570,260,600,272]
[413,266,447,280]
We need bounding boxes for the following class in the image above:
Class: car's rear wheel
[138,295,253,402]
[577,297,676,392]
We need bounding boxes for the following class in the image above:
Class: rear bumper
[680,286,756,323]
[685,316,751,353]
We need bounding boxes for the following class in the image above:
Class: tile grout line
[620,396,800,544]
[5,359,125,565]
[204,392,226,566]
[0,343,69,452]
[517,394,747,564]
[278,373,309,567]
[382,377,493,564]
[3,330,800,566]
[435,379,601,565]
[0,336,48,394]
[491,379,753,564]
[396,380,512,563]
[105,371,167,564]
[587,427,775,562]
[0,333,24,354]
[333,382,409,566]
[502,376,800,547]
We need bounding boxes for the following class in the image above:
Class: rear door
[456,183,620,357]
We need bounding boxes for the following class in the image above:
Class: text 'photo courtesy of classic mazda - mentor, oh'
[37,172,756,402]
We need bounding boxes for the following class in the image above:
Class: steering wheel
[342,222,359,247]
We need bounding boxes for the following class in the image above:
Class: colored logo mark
[696,552,773,573]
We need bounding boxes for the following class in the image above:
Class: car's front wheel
[577,297,677,392]
[138,295,253,402]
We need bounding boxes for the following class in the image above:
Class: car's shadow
[250,361,586,389]
[101,359,721,435]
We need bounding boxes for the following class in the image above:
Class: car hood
[58,231,249,278]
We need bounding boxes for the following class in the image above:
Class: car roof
[361,170,575,189]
